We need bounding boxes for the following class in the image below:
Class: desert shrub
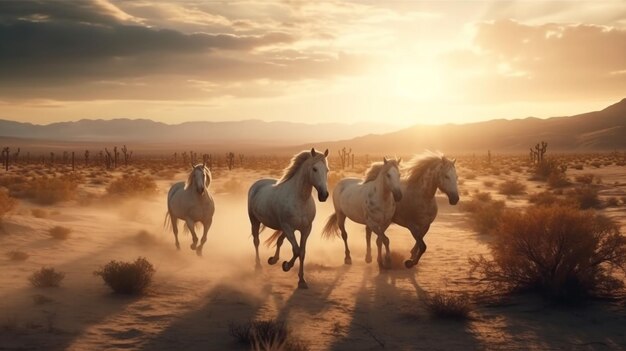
[464,173,476,180]
[567,186,602,210]
[425,292,472,320]
[572,164,584,170]
[6,250,29,261]
[25,176,79,205]
[470,205,626,301]
[229,319,308,351]
[31,208,47,218]
[106,174,157,197]
[29,267,65,288]
[462,192,506,234]
[605,197,620,207]
[575,174,595,185]
[498,179,526,196]
[528,191,568,207]
[483,180,494,187]
[0,189,16,222]
[94,257,155,294]
[49,226,71,240]
[547,170,570,188]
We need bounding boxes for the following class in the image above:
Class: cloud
[442,19,626,102]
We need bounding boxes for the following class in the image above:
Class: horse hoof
[282,261,291,272]
[196,249,203,257]
[175,243,181,250]
[268,256,279,265]
[298,280,309,289]
[190,243,197,250]
[365,255,372,264]
[404,260,414,269]
[344,257,352,265]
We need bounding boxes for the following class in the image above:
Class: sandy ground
[1,166,626,351]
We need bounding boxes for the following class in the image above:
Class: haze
[0,0,625,126]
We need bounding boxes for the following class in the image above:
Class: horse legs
[196,217,212,257]
[297,226,311,289]
[373,229,391,269]
[185,218,199,250]
[170,214,180,250]
[337,212,351,265]
[268,233,285,265]
[365,226,372,263]
[405,224,429,268]
[250,217,262,270]
[281,226,300,273]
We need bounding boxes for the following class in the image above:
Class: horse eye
[386,173,390,178]
[313,167,318,172]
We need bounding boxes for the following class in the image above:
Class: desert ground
[1,152,625,351]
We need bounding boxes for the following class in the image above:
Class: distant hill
[304,98,626,154]
[0,118,398,145]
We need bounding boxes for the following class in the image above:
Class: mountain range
[0,99,624,154]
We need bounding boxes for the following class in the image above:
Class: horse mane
[276,150,325,184]
[402,151,445,184]
[185,164,212,190]
[362,159,400,183]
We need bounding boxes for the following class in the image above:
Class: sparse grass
[462,192,506,235]
[0,189,16,223]
[498,179,526,196]
[94,257,155,294]
[49,226,71,240]
[29,267,65,288]
[425,292,472,320]
[106,174,157,197]
[229,319,308,351]
[470,205,626,302]
[6,250,29,261]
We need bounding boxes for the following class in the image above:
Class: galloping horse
[322,158,403,268]
[166,163,215,256]
[249,148,329,289]
[371,151,459,268]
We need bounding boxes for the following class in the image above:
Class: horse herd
[166,148,460,289]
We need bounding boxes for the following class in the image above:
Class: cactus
[338,147,352,169]
[239,153,244,167]
[84,150,90,166]
[226,152,235,170]
[1,147,9,171]
[121,145,132,166]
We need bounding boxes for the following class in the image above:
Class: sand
[1,164,625,351]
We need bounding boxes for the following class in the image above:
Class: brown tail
[264,230,283,247]
[321,213,340,240]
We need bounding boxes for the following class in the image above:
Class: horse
[249,148,329,289]
[321,157,403,269]
[369,151,459,268]
[165,163,215,256]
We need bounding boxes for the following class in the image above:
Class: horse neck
[407,164,439,200]
[373,170,392,200]
[282,164,313,201]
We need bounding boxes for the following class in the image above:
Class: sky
[0,0,625,126]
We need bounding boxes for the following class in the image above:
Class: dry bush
[605,197,620,207]
[547,170,570,188]
[470,205,626,301]
[528,191,568,207]
[572,164,584,170]
[462,192,506,235]
[575,174,595,185]
[31,208,47,218]
[483,180,494,187]
[533,159,565,181]
[26,176,79,205]
[6,250,29,261]
[498,179,526,196]
[464,173,476,180]
[0,189,16,223]
[106,174,157,197]
[425,292,472,320]
[229,319,308,351]
[29,267,65,288]
[49,226,71,240]
[567,186,602,210]
[94,257,155,294]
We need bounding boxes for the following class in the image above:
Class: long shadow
[329,267,483,350]
[0,237,145,351]
[139,278,273,351]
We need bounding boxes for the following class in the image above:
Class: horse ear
[311,147,316,156]
[398,157,402,164]
[452,158,456,165]
[324,149,329,157]
[383,157,388,164]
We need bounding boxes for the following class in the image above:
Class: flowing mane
[362,159,401,183]
[186,164,211,190]
[402,151,445,183]
[276,150,325,185]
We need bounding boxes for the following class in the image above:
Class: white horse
[322,158,403,268]
[165,163,215,256]
[249,148,329,289]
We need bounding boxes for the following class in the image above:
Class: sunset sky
[0,0,624,126]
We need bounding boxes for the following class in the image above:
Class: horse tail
[163,210,171,231]
[321,213,340,240]
[264,230,283,247]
